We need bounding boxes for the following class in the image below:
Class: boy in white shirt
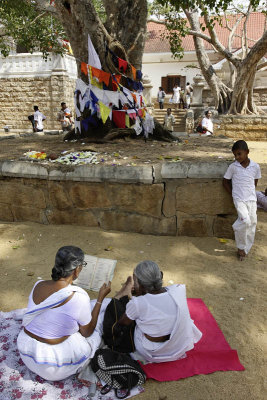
[33,106,46,133]
[223,140,261,261]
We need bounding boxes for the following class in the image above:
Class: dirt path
[0,213,266,399]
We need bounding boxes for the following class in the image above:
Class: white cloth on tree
[88,34,101,69]
[75,78,89,97]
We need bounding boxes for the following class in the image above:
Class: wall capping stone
[0,161,233,182]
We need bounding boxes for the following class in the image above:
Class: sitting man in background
[57,102,73,131]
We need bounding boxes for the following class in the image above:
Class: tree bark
[185,9,232,113]
[228,29,267,114]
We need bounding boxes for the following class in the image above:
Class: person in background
[57,102,73,131]
[163,108,176,132]
[256,187,267,211]
[185,82,193,108]
[179,89,185,109]
[33,106,46,133]
[201,110,213,135]
[172,84,181,110]
[157,87,166,109]
[223,140,261,261]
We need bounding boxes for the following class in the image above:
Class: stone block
[213,214,236,239]
[46,208,98,226]
[69,183,164,217]
[1,161,48,179]
[187,162,230,178]
[161,162,189,179]
[11,205,46,223]
[98,211,176,235]
[0,203,14,221]
[0,181,46,208]
[176,180,235,215]
[177,213,211,237]
[48,182,72,210]
[163,181,177,217]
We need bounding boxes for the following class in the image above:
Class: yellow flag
[99,101,111,124]
[125,114,130,128]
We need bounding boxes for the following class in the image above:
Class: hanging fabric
[118,58,128,73]
[81,62,88,76]
[88,34,102,69]
[125,114,130,128]
[91,66,110,87]
[99,101,111,124]
[112,110,126,128]
[131,65,137,80]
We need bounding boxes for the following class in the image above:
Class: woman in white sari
[118,261,202,363]
[17,246,111,381]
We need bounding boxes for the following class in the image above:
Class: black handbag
[91,348,146,399]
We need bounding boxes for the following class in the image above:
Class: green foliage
[0,0,65,58]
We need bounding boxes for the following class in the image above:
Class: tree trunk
[185,9,232,113]
[228,29,267,114]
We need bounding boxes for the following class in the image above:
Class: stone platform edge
[0,160,231,183]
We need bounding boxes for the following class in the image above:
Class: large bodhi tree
[156,0,267,114]
[1,0,266,118]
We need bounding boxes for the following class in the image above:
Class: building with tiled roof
[142,12,267,98]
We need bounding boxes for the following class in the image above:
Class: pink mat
[141,298,245,381]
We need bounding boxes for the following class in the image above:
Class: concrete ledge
[188,161,230,178]
[48,165,153,184]
[0,161,231,182]
[160,161,230,179]
[0,161,48,179]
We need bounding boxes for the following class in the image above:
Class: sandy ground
[0,140,266,399]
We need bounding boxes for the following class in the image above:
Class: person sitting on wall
[256,187,267,211]
[196,110,214,135]
[117,261,202,363]
[17,246,111,381]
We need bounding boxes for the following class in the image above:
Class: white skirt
[17,329,101,381]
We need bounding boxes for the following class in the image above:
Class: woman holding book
[17,246,111,381]
[118,261,202,363]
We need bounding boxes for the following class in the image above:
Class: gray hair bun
[51,246,84,281]
[134,260,162,292]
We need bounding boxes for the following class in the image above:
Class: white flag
[88,34,101,69]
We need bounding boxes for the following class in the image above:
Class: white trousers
[233,200,257,254]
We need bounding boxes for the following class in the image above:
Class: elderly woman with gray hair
[17,246,111,381]
[118,261,202,363]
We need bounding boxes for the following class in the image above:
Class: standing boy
[33,106,46,133]
[223,140,261,260]
[163,108,176,132]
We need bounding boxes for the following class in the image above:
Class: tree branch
[203,13,241,68]
[257,61,267,71]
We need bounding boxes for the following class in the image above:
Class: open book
[73,254,117,291]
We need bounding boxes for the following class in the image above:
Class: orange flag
[91,66,110,86]
[131,65,137,80]
[81,62,88,76]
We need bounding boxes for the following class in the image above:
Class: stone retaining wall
[215,115,267,140]
[0,75,75,131]
[0,161,236,237]
[202,87,267,108]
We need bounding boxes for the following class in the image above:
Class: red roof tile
[145,12,266,53]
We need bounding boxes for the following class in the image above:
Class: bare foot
[114,276,134,299]
[237,249,246,261]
